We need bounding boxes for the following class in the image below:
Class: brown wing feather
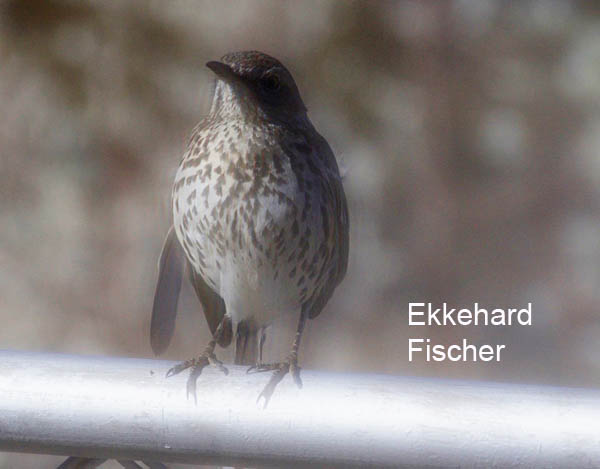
[188,261,232,348]
[150,226,185,355]
[308,134,350,319]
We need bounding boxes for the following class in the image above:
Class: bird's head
[206,51,308,125]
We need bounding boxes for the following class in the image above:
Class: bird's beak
[206,61,238,84]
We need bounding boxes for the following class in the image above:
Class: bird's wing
[188,262,232,348]
[308,134,350,319]
[151,226,232,354]
[150,226,185,355]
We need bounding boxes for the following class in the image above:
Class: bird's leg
[245,325,267,372]
[166,315,229,398]
[259,326,266,364]
[251,311,307,407]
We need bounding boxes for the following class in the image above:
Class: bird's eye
[261,74,281,92]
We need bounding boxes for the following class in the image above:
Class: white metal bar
[0,349,599,468]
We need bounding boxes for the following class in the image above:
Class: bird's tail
[234,319,259,366]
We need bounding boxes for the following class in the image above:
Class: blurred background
[2,0,600,465]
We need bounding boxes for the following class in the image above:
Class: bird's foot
[166,351,228,377]
[248,353,302,408]
[166,351,228,401]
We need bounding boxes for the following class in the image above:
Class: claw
[166,351,228,402]
[166,360,193,378]
[208,354,229,375]
[255,355,302,408]
[186,365,205,403]
[256,368,286,409]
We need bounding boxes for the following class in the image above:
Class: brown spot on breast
[272,152,284,174]
[187,189,196,205]
[202,163,212,182]
[297,237,309,260]
[183,156,203,169]
[174,178,186,192]
[287,250,296,263]
[253,153,269,179]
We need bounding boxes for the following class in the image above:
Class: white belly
[219,250,300,326]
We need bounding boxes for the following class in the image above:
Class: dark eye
[261,74,281,92]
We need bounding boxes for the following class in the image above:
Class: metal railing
[0,349,599,467]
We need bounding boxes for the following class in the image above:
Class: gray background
[1,1,600,466]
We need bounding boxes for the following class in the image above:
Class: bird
[150,50,349,405]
